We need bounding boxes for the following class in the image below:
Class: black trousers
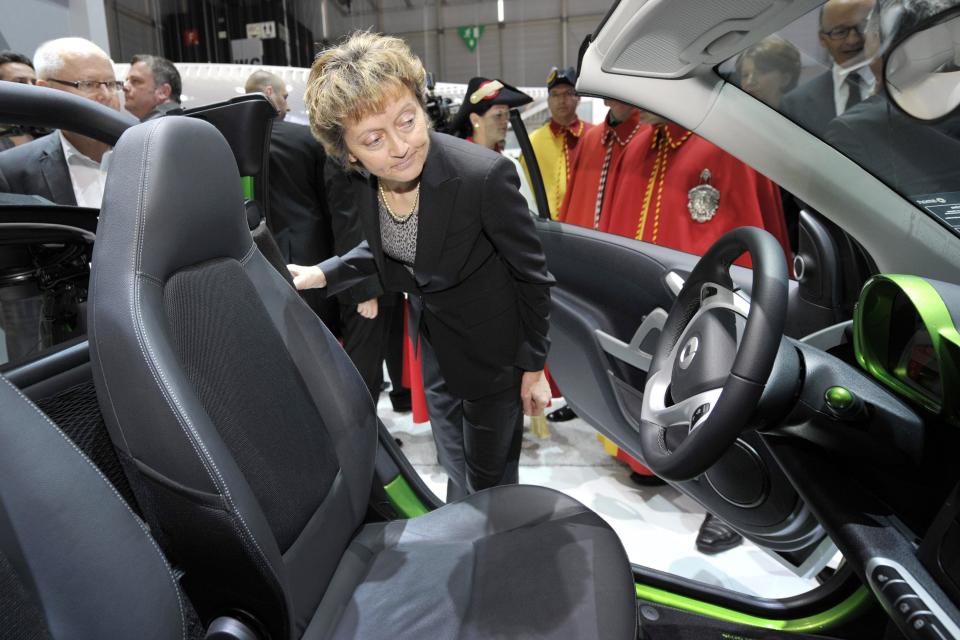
[418,328,524,502]
[340,293,406,404]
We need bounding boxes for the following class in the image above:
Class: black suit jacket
[0,131,77,205]
[320,131,555,399]
[780,71,837,139]
[266,121,334,265]
[323,160,386,306]
[266,120,342,330]
[825,94,960,198]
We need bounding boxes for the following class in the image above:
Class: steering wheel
[639,227,788,481]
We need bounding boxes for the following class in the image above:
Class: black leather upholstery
[0,374,184,640]
[89,116,636,639]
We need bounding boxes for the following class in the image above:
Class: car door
[514,100,860,574]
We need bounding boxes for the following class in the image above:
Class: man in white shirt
[0,37,121,207]
[780,0,875,138]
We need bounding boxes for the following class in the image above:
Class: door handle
[594,308,668,372]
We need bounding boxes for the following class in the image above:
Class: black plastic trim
[0,82,135,145]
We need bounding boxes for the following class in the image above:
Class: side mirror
[885,8,960,121]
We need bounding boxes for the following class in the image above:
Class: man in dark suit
[122,54,181,121]
[245,71,339,333]
[244,69,290,119]
[780,0,875,138]
[825,0,960,199]
[0,132,76,205]
[0,37,122,207]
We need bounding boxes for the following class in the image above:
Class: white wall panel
[568,0,617,18]
[503,0,561,23]
[500,20,561,87]
[319,0,612,82]
[566,15,602,68]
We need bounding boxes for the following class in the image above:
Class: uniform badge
[687,169,720,223]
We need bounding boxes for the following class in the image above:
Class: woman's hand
[520,370,551,417]
[287,264,327,290]
[357,298,379,319]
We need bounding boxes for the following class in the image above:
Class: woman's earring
[473,122,479,128]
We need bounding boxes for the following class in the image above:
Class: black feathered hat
[448,77,532,138]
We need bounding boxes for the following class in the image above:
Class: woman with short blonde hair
[290,31,554,502]
[305,31,427,167]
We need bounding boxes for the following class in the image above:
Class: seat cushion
[304,484,636,640]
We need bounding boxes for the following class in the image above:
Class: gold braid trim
[636,125,693,241]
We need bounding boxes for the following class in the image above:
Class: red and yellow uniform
[605,122,792,267]
[558,110,644,229]
[521,117,593,219]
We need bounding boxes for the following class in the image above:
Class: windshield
[720,0,960,238]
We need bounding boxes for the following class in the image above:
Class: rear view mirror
[885,9,960,121]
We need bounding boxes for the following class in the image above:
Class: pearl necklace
[379,181,421,224]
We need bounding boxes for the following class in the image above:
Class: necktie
[844,72,862,112]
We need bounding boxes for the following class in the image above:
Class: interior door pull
[594,308,668,372]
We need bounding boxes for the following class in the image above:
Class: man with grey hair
[826,0,960,196]
[0,37,122,207]
[781,0,876,137]
[244,69,290,120]
[123,54,181,121]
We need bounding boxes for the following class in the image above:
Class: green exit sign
[458,25,485,52]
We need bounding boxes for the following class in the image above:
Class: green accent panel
[854,274,960,424]
[635,583,873,633]
[241,176,255,200]
[383,476,430,518]
[824,386,854,412]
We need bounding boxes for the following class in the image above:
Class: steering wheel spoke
[637,228,789,481]
[699,282,751,318]
[642,368,722,431]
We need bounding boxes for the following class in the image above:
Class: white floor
[377,394,823,600]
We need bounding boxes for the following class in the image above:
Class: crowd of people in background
[0,0,907,556]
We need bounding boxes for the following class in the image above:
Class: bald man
[244,69,290,120]
[780,0,875,137]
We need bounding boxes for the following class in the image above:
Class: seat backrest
[0,373,185,640]
[89,117,378,638]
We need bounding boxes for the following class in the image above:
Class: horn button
[670,308,738,404]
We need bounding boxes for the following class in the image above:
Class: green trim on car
[383,476,430,518]
[635,583,873,632]
[854,274,960,424]
[241,176,255,200]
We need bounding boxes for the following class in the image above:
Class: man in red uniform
[559,99,644,230]
[561,104,793,553]
[605,116,792,265]
[562,105,792,265]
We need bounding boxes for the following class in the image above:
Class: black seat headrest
[98,116,253,281]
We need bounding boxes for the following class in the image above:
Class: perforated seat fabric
[0,374,185,640]
[89,115,636,639]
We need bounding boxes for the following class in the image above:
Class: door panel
[537,218,833,570]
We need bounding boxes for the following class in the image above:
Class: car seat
[88,115,637,639]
